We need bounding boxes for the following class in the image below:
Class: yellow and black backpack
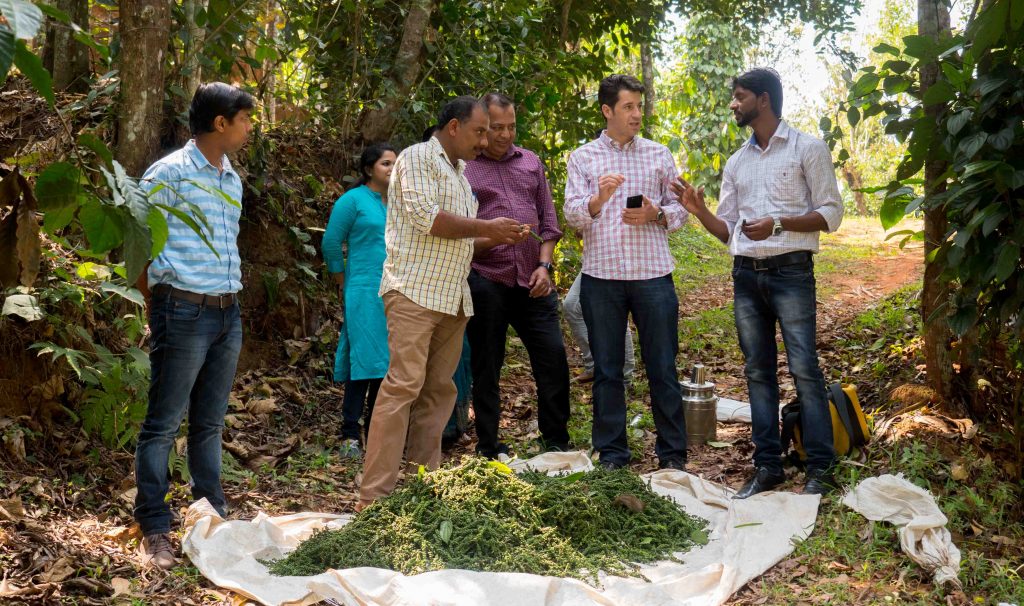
[780,383,869,465]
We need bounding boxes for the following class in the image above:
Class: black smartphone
[626,195,643,209]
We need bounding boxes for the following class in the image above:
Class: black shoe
[600,460,626,471]
[803,468,836,496]
[542,441,572,453]
[476,443,511,460]
[658,458,687,471]
[733,466,786,499]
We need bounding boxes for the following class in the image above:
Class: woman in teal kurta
[322,143,396,458]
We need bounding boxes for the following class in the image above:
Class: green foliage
[824,0,1024,356]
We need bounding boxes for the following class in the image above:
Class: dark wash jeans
[580,273,687,466]
[134,290,242,535]
[732,257,835,473]
[467,270,571,456]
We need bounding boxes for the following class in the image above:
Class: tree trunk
[841,166,869,215]
[559,0,573,50]
[47,0,91,92]
[918,0,956,410]
[262,0,277,126]
[359,0,435,143]
[116,0,171,176]
[639,39,656,131]
[172,0,207,145]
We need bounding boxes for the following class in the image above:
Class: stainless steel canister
[680,363,717,445]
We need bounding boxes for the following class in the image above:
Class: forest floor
[1,217,1021,605]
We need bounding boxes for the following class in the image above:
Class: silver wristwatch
[772,217,784,236]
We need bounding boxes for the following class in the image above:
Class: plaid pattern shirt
[464,145,562,288]
[564,132,688,281]
[143,140,243,295]
[717,121,844,258]
[379,136,478,316]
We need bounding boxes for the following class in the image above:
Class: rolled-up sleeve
[397,148,441,235]
[563,152,594,230]
[804,140,844,232]
[716,160,740,236]
[322,191,357,274]
[534,157,562,242]
[658,148,688,233]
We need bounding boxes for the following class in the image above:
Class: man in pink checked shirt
[464,92,571,459]
[564,74,690,471]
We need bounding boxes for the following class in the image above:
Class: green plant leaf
[987,126,1014,151]
[970,0,1010,54]
[847,106,860,128]
[993,243,1019,284]
[957,132,987,160]
[851,72,881,98]
[77,133,113,167]
[922,80,955,106]
[1012,0,1024,29]
[872,42,901,55]
[960,160,1003,180]
[902,35,936,60]
[946,110,972,136]
[35,162,81,212]
[882,59,911,74]
[146,207,168,257]
[879,196,909,230]
[12,39,53,108]
[883,75,910,94]
[0,26,13,83]
[122,217,151,285]
[79,197,124,254]
[100,282,145,307]
[0,0,43,39]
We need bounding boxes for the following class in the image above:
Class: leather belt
[734,251,813,271]
[152,284,237,308]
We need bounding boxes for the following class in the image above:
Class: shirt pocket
[769,160,806,202]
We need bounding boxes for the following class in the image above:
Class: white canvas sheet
[182,452,821,606]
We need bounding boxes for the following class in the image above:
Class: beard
[735,106,759,127]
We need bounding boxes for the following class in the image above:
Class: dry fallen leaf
[39,556,75,583]
[950,462,969,481]
[0,497,28,523]
[110,577,132,597]
[246,398,278,415]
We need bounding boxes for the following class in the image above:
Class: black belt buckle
[752,258,770,271]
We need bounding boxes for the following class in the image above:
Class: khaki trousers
[358,290,468,505]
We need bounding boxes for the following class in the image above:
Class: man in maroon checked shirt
[463,92,571,459]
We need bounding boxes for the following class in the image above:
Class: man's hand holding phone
[621,195,658,225]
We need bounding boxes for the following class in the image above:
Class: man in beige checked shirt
[358,97,528,509]
[675,68,844,498]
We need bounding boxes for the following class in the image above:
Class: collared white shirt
[379,136,478,316]
[717,121,843,258]
[563,131,688,280]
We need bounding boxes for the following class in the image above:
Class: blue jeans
[581,274,686,466]
[134,291,242,535]
[733,258,834,473]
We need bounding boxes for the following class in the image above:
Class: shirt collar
[745,120,791,151]
[184,139,235,174]
[599,130,638,152]
[476,144,522,162]
[429,135,465,174]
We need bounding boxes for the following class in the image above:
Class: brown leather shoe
[575,370,595,384]
[140,532,176,570]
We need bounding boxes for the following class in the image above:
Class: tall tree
[359,0,435,143]
[43,0,90,92]
[116,0,171,176]
[918,0,954,406]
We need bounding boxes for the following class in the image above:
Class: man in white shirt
[674,68,844,497]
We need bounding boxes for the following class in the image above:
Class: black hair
[189,82,256,136]
[732,68,784,118]
[356,142,397,187]
[421,124,439,142]
[480,92,514,110]
[597,74,644,111]
[437,96,486,129]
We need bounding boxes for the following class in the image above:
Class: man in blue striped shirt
[132,82,254,569]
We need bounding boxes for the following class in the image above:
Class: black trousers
[341,378,382,442]
[467,270,571,456]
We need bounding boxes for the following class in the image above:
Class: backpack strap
[837,384,868,446]
[779,401,801,454]
[828,383,859,453]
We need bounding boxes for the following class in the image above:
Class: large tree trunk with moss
[173,0,208,144]
[918,0,957,411]
[116,0,171,176]
[639,40,656,129]
[359,0,435,143]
